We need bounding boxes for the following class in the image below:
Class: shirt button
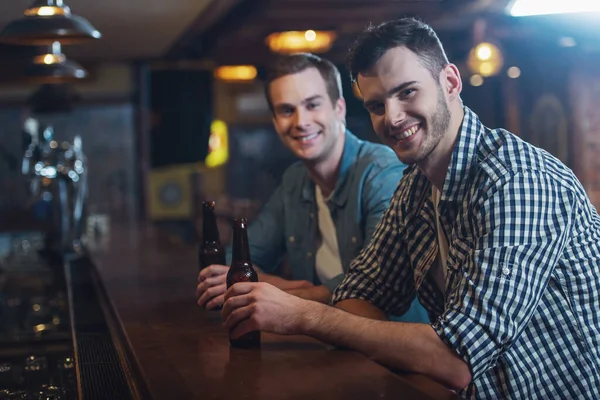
[351,237,357,244]
[502,266,511,276]
[307,252,313,257]
[289,236,295,243]
[310,213,314,219]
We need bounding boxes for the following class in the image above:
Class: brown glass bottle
[226,218,260,348]
[199,201,226,271]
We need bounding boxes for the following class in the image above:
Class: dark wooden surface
[89,223,458,400]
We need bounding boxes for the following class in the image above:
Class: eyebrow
[363,80,418,109]
[302,95,324,104]
[274,95,324,112]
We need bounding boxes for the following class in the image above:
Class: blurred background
[0,0,599,247]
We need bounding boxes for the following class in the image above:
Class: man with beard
[196,52,427,323]
[219,18,600,399]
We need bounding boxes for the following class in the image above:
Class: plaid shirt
[332,107,600,399]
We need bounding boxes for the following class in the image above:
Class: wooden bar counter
[88,223,458,400]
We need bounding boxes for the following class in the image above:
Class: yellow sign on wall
[205,120,229,168]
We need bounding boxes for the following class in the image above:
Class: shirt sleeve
[226,185,286,273]
[331,189,416,315]
[431,171,574,381]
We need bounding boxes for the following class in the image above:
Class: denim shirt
[227,131,406,293]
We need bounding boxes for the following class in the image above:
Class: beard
[398,85,451,165]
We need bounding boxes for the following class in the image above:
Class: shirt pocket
[445,236,473,295]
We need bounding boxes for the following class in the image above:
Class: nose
[293,108,310,131]
[384,100,406,130]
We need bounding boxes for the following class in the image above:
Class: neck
[419,104,464,190]
[305,129,346,198]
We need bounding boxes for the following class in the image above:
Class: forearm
[299,302,471,390]
[335,299,388,321]
[256,268,309,290]
[286,285,331,304]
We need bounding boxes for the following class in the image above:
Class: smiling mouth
[292,131,320,142]
[390,124,420,141]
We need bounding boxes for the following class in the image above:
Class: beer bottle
[226,218,260,348]
[199,201,226,270]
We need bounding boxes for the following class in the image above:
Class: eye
[306,102,320,110]
[367,103,385,116]
[400,88,416,99]
[278,106,294,116]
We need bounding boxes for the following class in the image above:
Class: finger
[223,303,255,330]
[198,265,229,282]
[195,274,227,298]
[205,294,225,310]
[223,282,260,301]
[197,283,227,307]
[222,292,254,320]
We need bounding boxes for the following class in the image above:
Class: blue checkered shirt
[332,107,600,399]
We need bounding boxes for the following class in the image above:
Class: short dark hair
[347,18,449,83]
[264,53,343,112]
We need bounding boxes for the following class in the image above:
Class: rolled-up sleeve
[432,171,573,380]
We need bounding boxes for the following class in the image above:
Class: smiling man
[219,19,600,399]
[196,53,427,323]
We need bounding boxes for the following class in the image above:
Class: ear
[441,64,462,103]
[335,97,347,122]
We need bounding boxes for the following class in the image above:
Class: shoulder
[279,161,309,190]
[352,137,405,175]
[475,128,582,199]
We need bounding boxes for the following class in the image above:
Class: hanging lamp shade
[0,0,101,45]
[25,42,87,83]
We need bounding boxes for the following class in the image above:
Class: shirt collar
[398,106,486,219]
[301,130,361,206]
[441,106,485,204]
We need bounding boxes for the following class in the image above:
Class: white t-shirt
[431,185,449,293]
[314,185,344,285]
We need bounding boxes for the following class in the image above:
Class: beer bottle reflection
[226,218,260,348]
[199,201,226,271]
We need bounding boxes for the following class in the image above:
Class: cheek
[274,119,291,136]
[370,115,385,133]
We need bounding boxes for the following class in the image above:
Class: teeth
[297,133,318,142]
[398,126,418,139]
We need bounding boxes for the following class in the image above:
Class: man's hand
[222,282,309,339]
[196,264,314,310]
[196,264,229,309]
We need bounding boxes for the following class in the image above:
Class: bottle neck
[231,223,251,264]
[202,210,220,243]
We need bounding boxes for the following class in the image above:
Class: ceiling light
[0,0,101,45]
[507,66,521,78]
[508,0,600,16]
[214,65,257,82]
[467,42,504,77]
[266,30,336,54]
[470,75,484,87]
[25,41,87,83]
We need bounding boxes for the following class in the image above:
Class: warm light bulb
[214,65,257,82]
[476,44,492,61]
[470,75,484,87]
[24,6,66,16]
[479,62,494,76]
[305,30,317,42]
[507,66,521,79]
[43,54,55,64]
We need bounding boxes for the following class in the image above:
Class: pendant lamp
[0,0,101,45]
[25,41,87,83]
